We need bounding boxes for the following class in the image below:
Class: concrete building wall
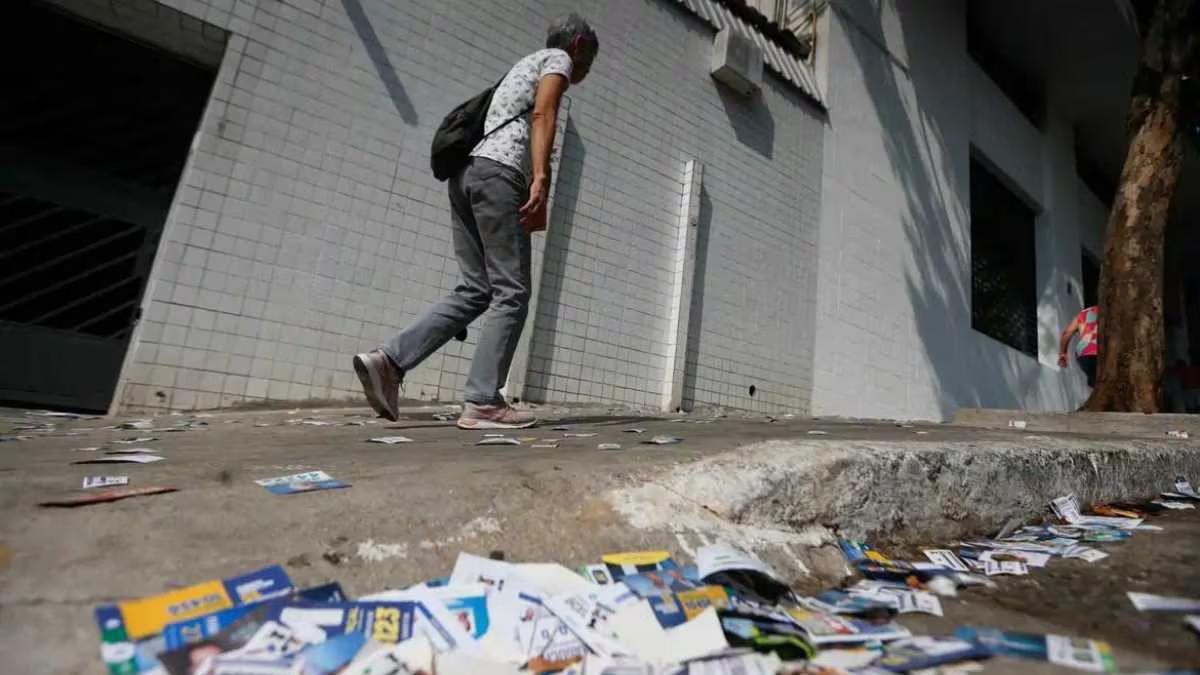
[99,0,824,412]
[812,0,1103,421]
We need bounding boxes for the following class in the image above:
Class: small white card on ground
[923,549,970,573]
[1127,591,1200,612]
[82,476,129,489]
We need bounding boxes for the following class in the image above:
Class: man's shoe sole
[353,353,398,422]
[456,418,537,430]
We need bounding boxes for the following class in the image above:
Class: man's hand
[519,176,549,233]
[1057,353,1068,368]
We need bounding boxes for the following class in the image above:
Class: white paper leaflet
[1045,634,1113,673]
[1127,591,1200,612]
[979,550,1050,569]
[923,549,970,572]
[694,544,782,583]
[82,475,129,489]
[1062,546,1109,563]
[1050,494,1143,529]
[983,560,1028,576]
[894,590,944,617]
[1050,495,1083,523]
[340,636,436,675]
[1175,475,1197,497]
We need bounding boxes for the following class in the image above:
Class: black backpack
[430,80,531,181]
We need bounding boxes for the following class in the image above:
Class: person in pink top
[1058,305,1099,387]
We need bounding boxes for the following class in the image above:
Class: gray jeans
[383,157,531,404]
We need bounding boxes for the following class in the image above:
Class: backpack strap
[482,102,534,140]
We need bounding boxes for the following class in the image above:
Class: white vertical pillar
[504,99,570,403]
[661,159,704,412]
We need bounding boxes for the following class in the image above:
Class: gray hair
[546,13,598,52]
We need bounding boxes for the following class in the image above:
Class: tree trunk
[1083,0,1198,412]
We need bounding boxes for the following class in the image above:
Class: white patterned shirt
[470,48,573,181]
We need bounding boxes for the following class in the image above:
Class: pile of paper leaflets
[93,475,1200,675]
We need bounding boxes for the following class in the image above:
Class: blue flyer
[162,582,345,651]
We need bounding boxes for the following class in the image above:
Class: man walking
[354,15,598,429]
[1058,305,1100,388]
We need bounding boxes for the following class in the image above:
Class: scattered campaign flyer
[695,544,782,584]
[893,590,943,617]
[83,476,130,489]
[601,551,677,582]
[983,560,1028,576]
[579,563,613,585]
[95,565,293,675]
[923,549,970,573]
[363,583,490,638]
[783,608,910,646]
[1051,494,1084,523]
[254,471,349,495]
[1063,546,1109,563]
[1049,495,1142,529]
[954,627,1116,673]
[366,436,413,444]
[718,612,815,661]
[340,635,435,675]
[979,549,1050,568]
[1175,474,1197,497]
[875,636,992,672]
[809,590,897,618]
[161,582,345,651]
[1127,592,1200,612]
[837,540,891,565]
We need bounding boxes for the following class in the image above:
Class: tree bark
[1083,0,1198,412]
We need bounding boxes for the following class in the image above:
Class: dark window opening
[971,155,1039,357]
[966,0,1046,128]
[1081,250,1100,309]
[1075,140,1117,210]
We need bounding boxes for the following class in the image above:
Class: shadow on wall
[717,82,776,159]
[681,186,714,408]
[838,2,1046,418]
[525,118,585,397]
[340,0,419,126]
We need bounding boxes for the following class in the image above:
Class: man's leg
[457,160,536,429]
[355,170,491,420]
[1078,355,1097,388]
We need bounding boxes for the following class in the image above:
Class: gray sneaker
[352,349,401,421]
[456,403,537,430]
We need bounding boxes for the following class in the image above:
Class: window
[1081,250,1100,308]
[966,0,1045,127]
[970,156,1038,357]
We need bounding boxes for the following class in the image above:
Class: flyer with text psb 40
[95,565,293,675]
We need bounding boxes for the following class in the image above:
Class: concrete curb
[607,437,1200,586]
[952,408,1198,438]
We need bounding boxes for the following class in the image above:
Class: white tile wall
[109,0,825,412]
[813,0,1104,421]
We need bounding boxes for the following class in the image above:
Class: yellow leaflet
[119,580,233,640]
[601,551,671,567]
[677,587,731,618]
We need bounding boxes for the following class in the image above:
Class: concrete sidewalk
[2,407,1199,673]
